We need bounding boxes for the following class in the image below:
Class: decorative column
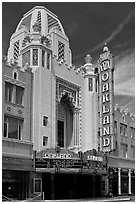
[73,108,79,147]
[118,168,121,195]
[128,169,131,195]
[73,109,77,146]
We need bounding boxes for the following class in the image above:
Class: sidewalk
[42,196,133,202]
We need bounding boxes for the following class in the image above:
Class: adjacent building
[2,58,34,200]
[2,5,135,200]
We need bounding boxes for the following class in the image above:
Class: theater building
[2,59,34,200]
[3,5,135,200]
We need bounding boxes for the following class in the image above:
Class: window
[13,71,18,80]
[5,82,13,102]
[89,78,93,91]
[47,53,50,69]
[4,115,23,140]
[95,78,98,92]
[120,123,127,136]
[16,86,24,105]
[33,49,38,66]
[43,136,48,146]
[5,82,24,105]
[131,146,135,159]
[58,41,65,61]
[42,50,45,67]
[34,179,42,193]
[43,116,48,126]
[130,127,135,139]
[121,144,128,158]
[37,11,41,26]
[22,50,30,67]
[114,121,117,134]
[13,40,19,60]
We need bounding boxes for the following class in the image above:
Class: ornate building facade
[2,5,135,200]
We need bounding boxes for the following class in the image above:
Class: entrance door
[57,94,74,148]
[57,120,64,147]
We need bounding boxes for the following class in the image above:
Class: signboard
[98,51,114,152]
[35,149,107,174]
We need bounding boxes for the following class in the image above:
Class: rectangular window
[47,53,50,69]
[22,50,30,67]
[114,121,117,134]
[131,146,135,159]
[89,78,93,91]
[43,116,48,126]
[43,136,48,146]
[33,49,38,66]
[120,123,123,135]
[121,144,128,158]
[16,86,24,105]
[5,82,13,103]
[120,123,127,136]
[42,50,45,67]
[34,179,42,193]
[58,41,65,61]
[13,40,20,60]
[4,115,23,140]
[123,124,127,136]
[95,78,98,92]
[130,127,135,139]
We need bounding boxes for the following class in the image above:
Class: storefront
[108,156,135,196]
[2,155,34,201]
[35,149,107,200]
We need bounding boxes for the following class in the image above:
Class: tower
[6,6,72,151]
[82,54,98,151]
[98,44,115,152]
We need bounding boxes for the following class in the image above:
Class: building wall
[2,60,33,165]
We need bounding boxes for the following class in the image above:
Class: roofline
[23,6,58,19]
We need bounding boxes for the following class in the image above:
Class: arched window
[13,71,18,80]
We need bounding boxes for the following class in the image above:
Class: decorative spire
[85,54,92,64]
[103,43,109,52]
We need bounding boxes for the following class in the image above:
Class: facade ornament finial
[32,21,41,32]
[103,43,109,52]
[85,54,92,64]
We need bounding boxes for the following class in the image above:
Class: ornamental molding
[56,76,80,108]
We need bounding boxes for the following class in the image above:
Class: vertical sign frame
[98,49,115,152]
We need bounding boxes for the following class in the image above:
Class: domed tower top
[15,6,65,35]
[7,6,72,68]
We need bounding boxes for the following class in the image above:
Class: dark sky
[2,2,135,113]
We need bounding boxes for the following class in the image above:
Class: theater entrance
[42,172,103,200]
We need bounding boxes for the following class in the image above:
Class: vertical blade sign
[98,48,114,152]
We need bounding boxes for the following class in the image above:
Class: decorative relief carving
[18,109,23,115]
[22,36,31,47]
[56,77,79,108]
[5,104,24,118]
[41,36,51,48]
[6,105,12,112]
